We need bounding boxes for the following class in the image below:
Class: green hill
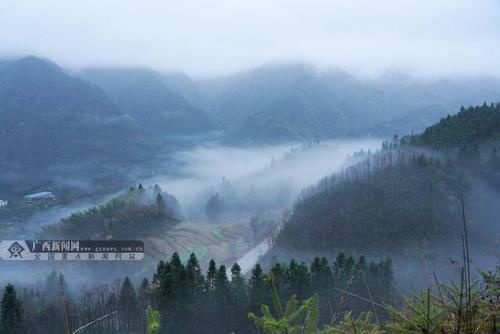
[412,102,500,148]
[42,185,179,239]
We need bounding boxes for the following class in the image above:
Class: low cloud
[1,0,499,78]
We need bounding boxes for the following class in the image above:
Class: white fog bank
[147,139,382,219]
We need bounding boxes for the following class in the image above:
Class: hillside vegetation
[267,103,500,287]
[42,185,180,239]
[413,102,500,148]
[268,151,466,257]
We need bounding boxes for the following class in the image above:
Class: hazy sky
[1,0,500,78]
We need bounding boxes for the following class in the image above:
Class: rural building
[24,191,56,201]
[0,200,8,207]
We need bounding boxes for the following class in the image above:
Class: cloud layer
[1,0,499,77]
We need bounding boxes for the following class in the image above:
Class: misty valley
[0,55,499,334]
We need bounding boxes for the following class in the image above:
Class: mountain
[0,56,150,195]
[161,71,207,110]
[197,64,500,143]
[82,68,216,135]
[408,102,500,190]
[265,103,500,288]
[200,64,355,143]
[0,57,141,166]
[0,59,13,72]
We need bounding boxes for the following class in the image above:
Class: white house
[0,200,7,207]
[24,191,56,201]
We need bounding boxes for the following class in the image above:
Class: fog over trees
[0,1,499,333]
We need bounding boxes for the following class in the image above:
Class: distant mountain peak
[6,55,63,74]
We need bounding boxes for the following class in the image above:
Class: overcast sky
[1,0,499,78]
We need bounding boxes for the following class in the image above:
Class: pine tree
[206,259,217,292]
[154,260,166,284]
[230,263,247,305]
[186,253,204,297]
[230,263,249,333]
[138,278,151,332]
[269,262,286,296]
[119,277,137,334]
[248,264,268,312]
[214,265,230,331]
[285,260,310,300]
[1,284,23,334]
[310,257,332,295]
[215,265,230,302]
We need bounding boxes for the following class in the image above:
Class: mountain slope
[0,56,151,195]
[0,57,143,166]
[161,71,208,110]
[413,102,500,148]
[266,104,500,287]
[266,149,499,288]
[198,64,500,143]
[82,68,216,135]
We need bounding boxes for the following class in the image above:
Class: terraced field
[147,221,258,268]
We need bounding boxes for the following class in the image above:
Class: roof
[24,191,55,200]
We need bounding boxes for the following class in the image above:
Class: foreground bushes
[250,267,500,334]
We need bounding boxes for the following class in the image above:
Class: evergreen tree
[230,263,249,333]
[215,265,230,308]
[138,278,151,333]
[214,265,231,331]
[186,253,204,297]
[206,259,217,292]
[230,263,247,305]
[248,264,268,312]
[1,284,23,334]
[119,277,137,334]
[310,257,333,295]
[154,260,166,284]
[269,262,286,295]
[285,260,310,300]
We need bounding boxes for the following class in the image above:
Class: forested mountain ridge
[266,103,500,287]
[268,151,466,254]
[42,184,181,239]
[82,67,217,135]
[198,64,500,143]
[407,102,500,189]
[0,57,220,198]
[411,102,500,148]
[0,56,151,195]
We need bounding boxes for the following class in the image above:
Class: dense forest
[412,102,500,148]
[0,252,395,334]
[267,103,500,288]
[405,102,500,189]
[266,150,475,285]
[0,254,498,333]
[3,1,500,333]
[270,151,459,254]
